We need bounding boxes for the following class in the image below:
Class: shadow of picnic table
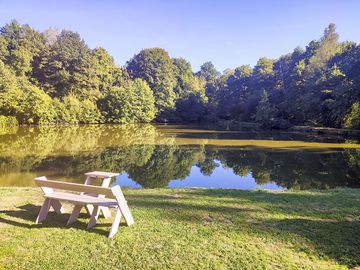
[0,204,117,237]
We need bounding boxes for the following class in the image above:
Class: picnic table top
[85,171,120,178]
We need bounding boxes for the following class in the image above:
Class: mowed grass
[0,188,359,270]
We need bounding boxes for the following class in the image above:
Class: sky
[0,0,359,72]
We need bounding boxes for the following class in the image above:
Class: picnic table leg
[51,200,65,214]
[35,198,52,224]
[83,176,95,215]
[40,186,65,214]
[67,205,83,225]
[83,176,112,219]
[108,208,122,238]
[99,177,112,219]
[87,205,100,229]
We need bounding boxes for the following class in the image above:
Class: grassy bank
[0,188,359,270]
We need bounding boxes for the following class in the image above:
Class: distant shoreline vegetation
[0,20,359,130]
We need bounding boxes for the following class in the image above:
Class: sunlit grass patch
[0,187,359,269]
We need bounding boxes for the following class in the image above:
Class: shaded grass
[0,188,359,269]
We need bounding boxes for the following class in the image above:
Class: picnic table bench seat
[43,192,118,207]
[34,176,134,238]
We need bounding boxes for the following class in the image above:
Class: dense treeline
[0,20,359,129]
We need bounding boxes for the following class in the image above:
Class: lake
[0,124,359,190]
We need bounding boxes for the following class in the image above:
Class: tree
[126,48,176,116]
[1,20,360,129]
[0,59,23,116]
[33,30,100,100]
[98,78,156,123]
[92,47,118,93]
[175,92,207,122]
[217,65,252,120]
[255,91,277,128]
[0,20,45,76]
[343,102,360,129]
[172,57,206,99]
[196,62,221,119]
[16,79,57,124]
[196,61,220,81]
[43,27,59,45]
[308,23,339,74]
[60,94,101,124]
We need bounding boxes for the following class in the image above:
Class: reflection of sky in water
[115,161,285,190]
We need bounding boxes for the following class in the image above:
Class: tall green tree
[126,48,176,117]
[255,90,277,128]
[33,30,100,100]
[0,20,45,76]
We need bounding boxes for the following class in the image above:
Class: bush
[61,95,102,124]
[0,115,18,126]
[98,78,156,123]
[17,79,57,124]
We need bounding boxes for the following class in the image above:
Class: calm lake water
[0,124,359,190]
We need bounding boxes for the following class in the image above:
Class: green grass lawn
[0,187,359,270]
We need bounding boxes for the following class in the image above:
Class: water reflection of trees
[217,149,360,189]
[127,145,202,188]
[0,125,359,189]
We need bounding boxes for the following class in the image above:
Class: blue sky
[0,0,359,71]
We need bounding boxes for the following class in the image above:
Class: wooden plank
[44,192,117,205]
[34,177,115,197]
[85,171,119,178]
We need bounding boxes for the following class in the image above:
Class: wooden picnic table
[34,173,134,238]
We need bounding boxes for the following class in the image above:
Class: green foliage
[62,94,102,124]
[0,20,360,129]
[0,59,22,115]
[16,79,57,124]
[175,92,207,122]
[196,61,220,81]
[255,91,277,128]
[344,102,360,129]
[98,79,156,123]
[0,20,45,76]
[307,23,339,74]
[172,57,206,100]
[0,115,18,126]
[33,30,101,100]
[127,48,176,116]
[92,47,118,93]
[217,65,252,119]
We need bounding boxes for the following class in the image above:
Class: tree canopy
[0,20,359,129]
